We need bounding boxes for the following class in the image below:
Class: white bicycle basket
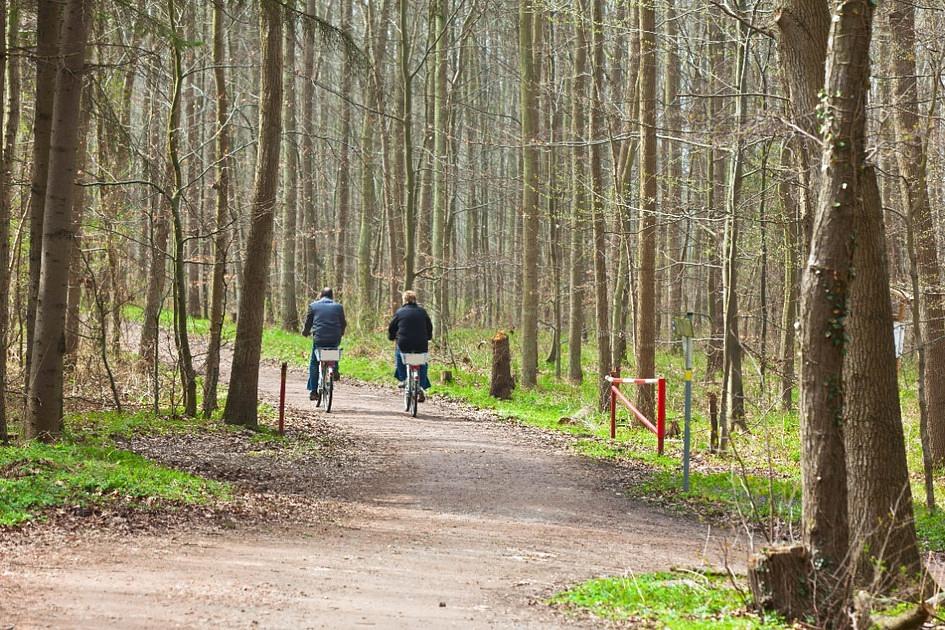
[318,348,342,361]
[401,353,428,366]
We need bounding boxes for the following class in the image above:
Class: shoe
[417,389,426,403]
[314,392,322,406]
[332,370,340,382]
[309,390,317,401]
[397,381,406,389]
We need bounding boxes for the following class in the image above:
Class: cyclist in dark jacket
[388,290,433,396]
[303,288,347,401]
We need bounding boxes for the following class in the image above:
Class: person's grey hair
[403,290,417,304]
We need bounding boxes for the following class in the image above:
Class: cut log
[490,331,514,400]
[440,370,453,384]
[747,544,812,621]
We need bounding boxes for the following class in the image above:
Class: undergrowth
[0,414,230,527]
[550,570,788,629]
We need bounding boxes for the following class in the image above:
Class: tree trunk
[519,0,541,388]
[333,0,353,295]
[65,95,91,357]
[566,0,589,385]
[167,0,197,418]
[0,0,9,441]
[359,0,391,328]
[400,0,418,291]
[26,0,91,441]
[664,0,683,331]
[634,0,657,417]
[886,3,945,467]
[588,0,610,409]
[139,61,169,365]
[775,0,829,247]
[24,0,61,398]
[795,0,874,610]
[705,13,725,376]
[721,10,750,441]
[203,0,230,418]
[844,169,922,589]
[223,0,283,429]
[301,0,318,295]
[778,144,800,412]
[431,0,449,333]
[280,5,300,331]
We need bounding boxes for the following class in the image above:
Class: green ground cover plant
[550,570,787,629]
[0,411,229,527]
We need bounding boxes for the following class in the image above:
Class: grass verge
[0,410,231,527]
[550,570,787,629]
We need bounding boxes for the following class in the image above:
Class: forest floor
[0,359,741,628]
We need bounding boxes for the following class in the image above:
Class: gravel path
[1,361,738,629]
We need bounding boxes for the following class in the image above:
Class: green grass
[0,436,228,527]
[550,571,787,629]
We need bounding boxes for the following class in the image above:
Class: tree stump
[440,370,453,384]
[490,331,514,399]
[748,544,812,621]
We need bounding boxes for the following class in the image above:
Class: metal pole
[279,362,287,435]
[683,312,693,491]
[610,386,617,439]
[657,378,666,455]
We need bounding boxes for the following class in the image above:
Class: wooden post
[490,331,514,399]
[708,391,719,453]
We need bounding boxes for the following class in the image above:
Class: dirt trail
[2,360,738,629]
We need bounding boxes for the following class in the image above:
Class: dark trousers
[394,350,431,389]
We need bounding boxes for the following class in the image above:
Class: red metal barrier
[279,362,287,435]
[605,375,666,455]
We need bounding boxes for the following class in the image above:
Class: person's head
[319,287,334,300]
[402,290,417,305]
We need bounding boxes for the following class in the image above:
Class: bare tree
[223,0,283,429]
[519,0,541,388]
[26,0,92,440]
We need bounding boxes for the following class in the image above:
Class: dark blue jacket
[302,298,347,347]
[388,303,433,353]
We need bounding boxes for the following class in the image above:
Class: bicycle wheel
[326,368,334,413]
[404,377,412,411]
[314,364,323,408]
[411,385,419,417]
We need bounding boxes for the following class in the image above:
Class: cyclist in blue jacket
[302,288,347,402]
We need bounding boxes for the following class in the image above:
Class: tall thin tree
[26,0,91,440]
[223,0,284,428]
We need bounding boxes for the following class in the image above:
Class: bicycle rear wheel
[411,386,418,417]
[404,377,412,411]
[326,369,334,412]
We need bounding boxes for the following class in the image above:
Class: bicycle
[314,348,341,412]
[401,352,427,417]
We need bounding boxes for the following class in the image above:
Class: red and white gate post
[605,375,666,455]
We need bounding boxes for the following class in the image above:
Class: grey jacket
[302,298,347,347]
